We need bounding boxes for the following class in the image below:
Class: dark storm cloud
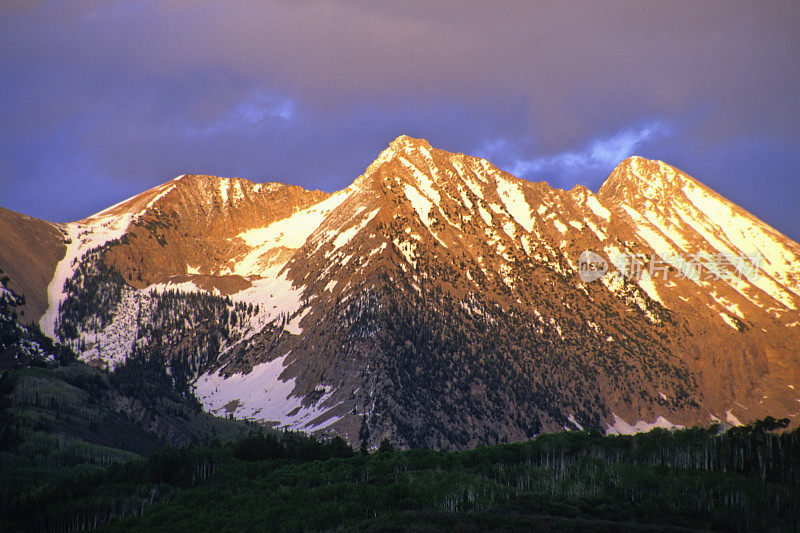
[1,1,798,239]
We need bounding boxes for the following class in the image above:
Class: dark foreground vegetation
[2,416,799,532]
[2,284,798,531]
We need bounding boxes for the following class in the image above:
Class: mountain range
[2,135,799,449]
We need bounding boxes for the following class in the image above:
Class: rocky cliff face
[0,207,66,325]
[1,135,798,449]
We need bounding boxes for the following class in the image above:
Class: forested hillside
[2,419,798,531]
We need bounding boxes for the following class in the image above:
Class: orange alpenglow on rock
[1,135,799,449]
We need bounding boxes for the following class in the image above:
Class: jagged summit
[597,156,681,205]
[389,134,432,150]
[363,134,435,177]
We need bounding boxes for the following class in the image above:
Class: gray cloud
[1,1,798,239]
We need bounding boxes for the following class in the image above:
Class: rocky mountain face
[0,207,65,325]
[1,135,799,449]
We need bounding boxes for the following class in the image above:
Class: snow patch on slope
[195,352,341,430]
[41,214,136,338]
[393,237,418,268]
[719,313,740,330]
[605,413,683,435]
[76,289,151,369]
[496,178,535,232]
[399,157,441,205]
[586,196,611,220]
[330,208,380,252]
[404,184,435,227]
[144,183,176,211]
[230,274,305,342]
[725,409,744,426]
[285,307,310,335]
[637,271,664,306]
[231,191,349,276]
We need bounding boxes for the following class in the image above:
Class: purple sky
[2,1,799,241]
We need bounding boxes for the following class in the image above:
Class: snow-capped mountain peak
[2,138,799,449]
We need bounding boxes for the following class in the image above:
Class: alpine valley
[2,135,800,450]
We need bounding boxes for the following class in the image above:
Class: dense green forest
[2,416,798,532]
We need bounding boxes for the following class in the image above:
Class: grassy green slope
[0,361,253,505]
